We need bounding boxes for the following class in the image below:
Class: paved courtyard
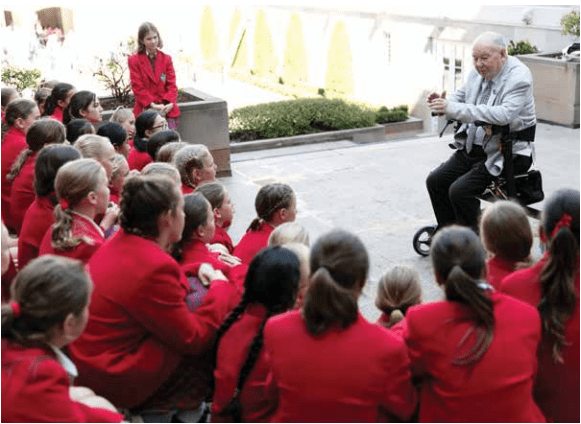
[219,123,580,321]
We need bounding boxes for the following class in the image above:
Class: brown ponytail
[537,189,580,363]
[431,226,494,365]
[302,229,368,336]
[248,183,295,231]
[375,265,422,329]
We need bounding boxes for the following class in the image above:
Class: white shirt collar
[49,345,78,379]
[71,211,105,238]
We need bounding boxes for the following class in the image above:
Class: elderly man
[426,31,536,231]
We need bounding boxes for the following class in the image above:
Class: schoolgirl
[211,247,301,422]
[108,153,129,205]
[39,159,117,264]
[155,140,187,162]
[8,118,65,233]
[375,265,422,337]
[173,144,217,194]
[62,90,103,125]
[17,145,80,270]
[480,200,534,289]
[42,82,76,122]
[74,134,116,181]
[141,161,181,185]
[128,110,164,171]
[1,255,123,422]
[233,183,296,265]
[110,106,136,146]
[1,87,19,121]
[97,121,130,158]
[195,182,236,254]
[404,226,545,422]
[501,189,580,422]
[263,229,417,422]
[1,99,39,230]
[34,87,51,116]
[147,129,180,161]
[267,221,310,247]
[65,118,95,144]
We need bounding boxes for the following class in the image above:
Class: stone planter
[518,53,580,128]
[102,87,231,177]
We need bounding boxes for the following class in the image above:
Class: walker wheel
[413,225,437,256]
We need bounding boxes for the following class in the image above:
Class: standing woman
[405,226,545,422]
[263,229,417,422]
[128,22,180,129]
[62,91,103,125]
[42,82,76,122]
[1,99,40,231]
[501,189,580,423]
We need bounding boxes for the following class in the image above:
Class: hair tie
[10,301,22,318]
[60,198,70,210]
[551,213,572,239]
[389,309,405,326]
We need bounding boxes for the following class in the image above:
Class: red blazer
[68,229,239,408]
[233,221,273,265]
[10,151,36,234]
[404,292,545,422]
[501,255,580,423]
[181,183,195,195]
[50,106,64,122]
[39,212,105,264]
[263,311,417,422]
[17,196,55,270]
[486,256,517,290]
[128,50,180,119]
[211,225,234,254]
[109,187,120,205]
[127,147,152,171]
[212,304,276,423]
[1,339,123,423]
[377,314,408,339]
[1,253,18,302]
[1,127,27,229]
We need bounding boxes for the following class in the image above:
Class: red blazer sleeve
[10,358,122,422]
[128,54,155,110]
[161,54,178,104]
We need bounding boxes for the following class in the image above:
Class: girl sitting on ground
[97,121,130,158]
[1,255,123,423]
[63,91,102,125]
[173,144,217,194]
[42,82,76,122]
[110,107,135,147]
[267,221,310,247]
[156,140,187,162]
[8,118,65,234]
[480,200,534,289]
[65,118,94,144]
[195,182,236,254]
[74,134,116,183]
[500,188,580,423]
[128,110,165,171]
[17,145,80,270]
[234,183,297,265]
[108,154,129,205]
[375,265,422,337]
[39,159,117,264]
[147,129,180,161]
[141,161,181,185]
[211,246,301,422]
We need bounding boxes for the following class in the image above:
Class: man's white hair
[473,32,508,51]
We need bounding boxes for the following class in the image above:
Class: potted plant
[95,39,232,176]
[515,10,580,128]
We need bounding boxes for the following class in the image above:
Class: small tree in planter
[507,40,537,56]
[1,66,42,95]
[561,10,580,37]
[93,37,136,109]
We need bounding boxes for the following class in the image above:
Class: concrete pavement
[218,123,580,321]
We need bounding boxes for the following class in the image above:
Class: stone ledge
[230,116,423,154]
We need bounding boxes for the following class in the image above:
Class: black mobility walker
[413,120,544,256]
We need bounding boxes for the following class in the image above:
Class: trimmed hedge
[229,98,408,142]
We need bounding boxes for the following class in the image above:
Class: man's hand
[427,91,447,116]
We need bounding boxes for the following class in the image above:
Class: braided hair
[211,247,300,421]
[248,183,295,231]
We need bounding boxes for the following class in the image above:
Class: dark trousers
[426,146,532,230]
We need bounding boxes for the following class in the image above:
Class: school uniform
[501,254,580,423]
[68,229,239,409]
[233,221,274,265]
[10,151,36,234]
[50,106,64,122]
[1,254,18,302]
[17,196,55,270]
[39,212,105,264]
[1,126,26,229]
[211,225,235,254]
[1,339,123,423]
[127,147,152,171]
[404,291,545,422]
[212,304,276,423]
[263,310,417,422]
[128,49,180,119]
[486,256,517,290]
[377,314,408,339]
[181,183,194,195]
[109,186,120,205]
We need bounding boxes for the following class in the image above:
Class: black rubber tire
[413,225,437,256]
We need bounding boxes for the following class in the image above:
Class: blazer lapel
[139,52,158,83]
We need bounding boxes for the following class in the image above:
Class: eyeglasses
[152,121,168,131]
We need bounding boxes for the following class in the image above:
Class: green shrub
[282,14,308,84]
[325,21,354,95]
[375,105,409,124]
[200,6,219,63]
[230,98,384,141]
[561,10,580,36]
[507,40,538,56]
[1,66,42,93]
[253,9,277,76]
